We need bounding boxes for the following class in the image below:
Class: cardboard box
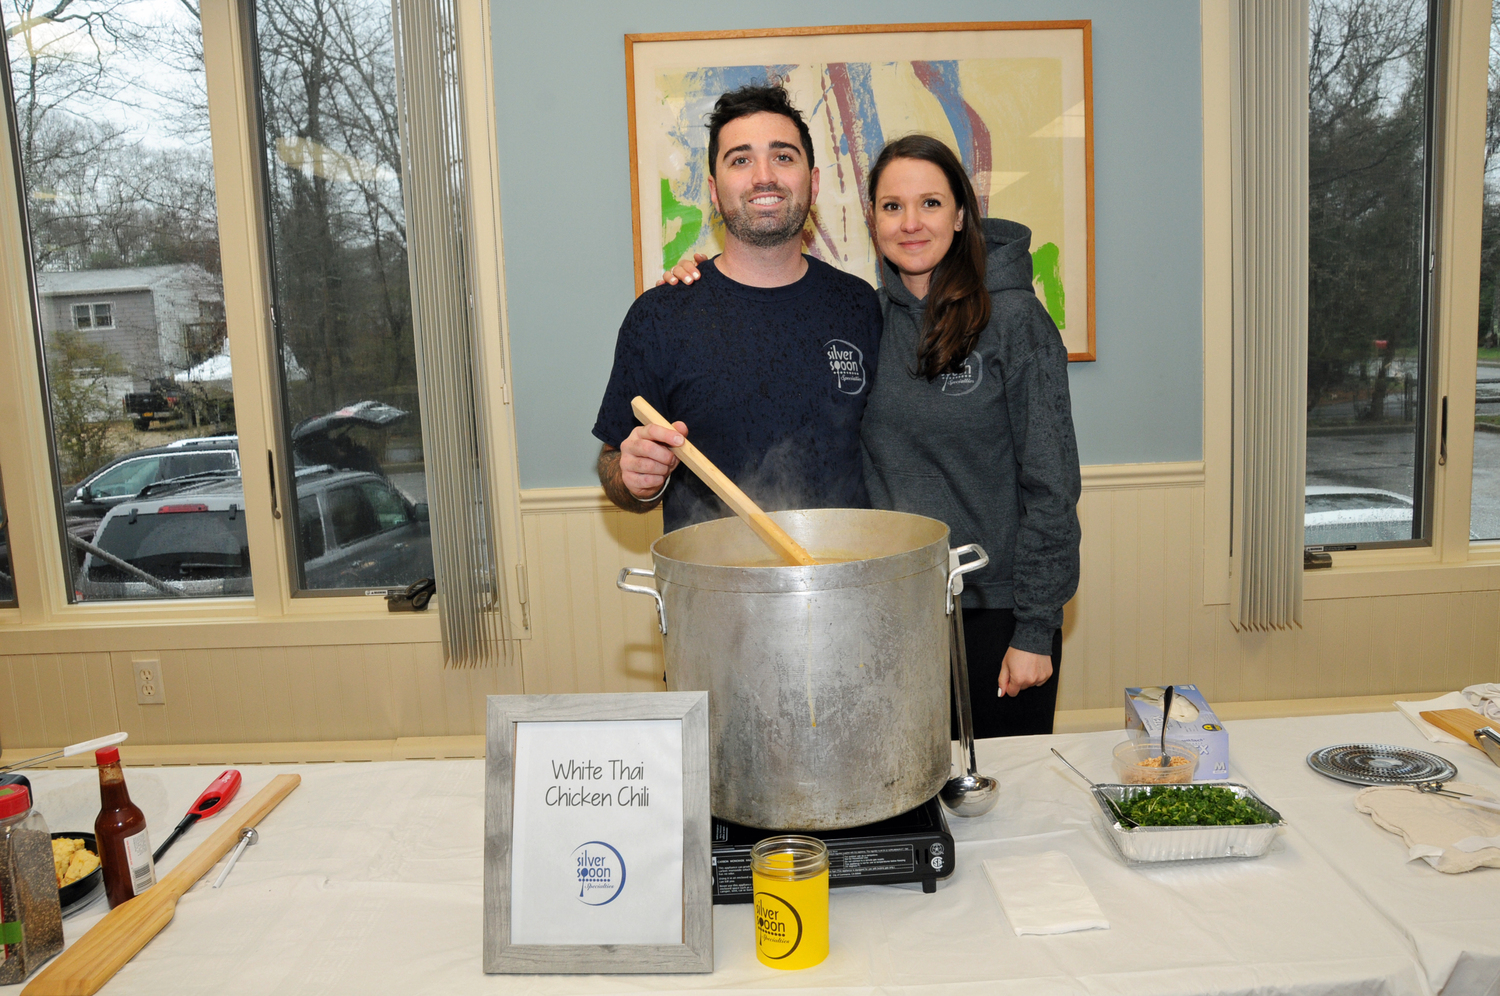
[1124,684,1230,779]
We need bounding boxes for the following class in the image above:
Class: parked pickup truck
[123,380,185,430]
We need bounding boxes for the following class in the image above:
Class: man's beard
[720,183,810,248]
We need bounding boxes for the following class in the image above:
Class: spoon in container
[1051,748,1140,828]
[631,396,816,567]
[1158,685,1175,767]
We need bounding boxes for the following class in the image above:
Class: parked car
[123,379,186,431]
[61,438,241,526]
[166,434,238,450]
[1304,486,1414,545]
[290,400,407,473]
[295,466,431,590]
[77,467,431,600]
[77,479,253,600]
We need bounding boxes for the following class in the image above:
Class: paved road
[1307,426,1500,538]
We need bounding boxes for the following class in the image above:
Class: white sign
[509,719,684,946]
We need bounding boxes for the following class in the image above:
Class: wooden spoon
[24,774,301,996]
[631,396,816,567]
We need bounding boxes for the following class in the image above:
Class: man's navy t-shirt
[593,257,882,533]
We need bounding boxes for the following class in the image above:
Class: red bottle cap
[0,785,30,819]
[95,746,121,765]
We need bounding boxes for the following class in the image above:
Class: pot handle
[617,567,667,635]
[946,543,989,615]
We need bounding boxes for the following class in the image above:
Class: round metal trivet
[1306,743,1458,786]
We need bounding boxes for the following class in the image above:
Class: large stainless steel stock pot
[618,508,987,830]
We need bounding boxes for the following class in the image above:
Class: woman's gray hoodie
[860,218,1081,655]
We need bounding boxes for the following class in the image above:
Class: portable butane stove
[709,794,955,904]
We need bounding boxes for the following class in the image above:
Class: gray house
[34,264,225,399]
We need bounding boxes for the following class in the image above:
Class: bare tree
[1307,0,1429,422]
[255,0,413,422]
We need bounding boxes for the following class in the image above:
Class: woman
[860,135,1080,738]
[662,135,1080,737]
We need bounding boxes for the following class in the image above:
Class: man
[593,84,882,532]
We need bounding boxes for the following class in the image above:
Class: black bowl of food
[51,832,102,910]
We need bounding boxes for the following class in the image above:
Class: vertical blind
[391,0,510,665]
[1230,0,1309,630]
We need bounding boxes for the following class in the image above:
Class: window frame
[0,0,529,644]
[68,302,115,331]
[1203,0,1497,605]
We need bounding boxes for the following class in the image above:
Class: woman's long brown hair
[868,135,990,379]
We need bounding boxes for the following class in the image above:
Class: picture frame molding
[482,691,713,974]
[623,20,1096,361]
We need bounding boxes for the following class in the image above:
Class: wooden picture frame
[483,692,713,974]
[625,21,1096,361]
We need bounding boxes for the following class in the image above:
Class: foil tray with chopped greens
[1091,782,1286,863]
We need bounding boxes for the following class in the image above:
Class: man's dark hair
[706,84,815,178]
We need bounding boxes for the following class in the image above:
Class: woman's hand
[655,253,709,287]
[998,646,1053,697]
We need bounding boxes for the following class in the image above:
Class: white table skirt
[2,711,1493,996]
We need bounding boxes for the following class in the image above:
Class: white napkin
[983,851,1108,936]
[1394,692,1478,745]
[1355,784,1500,873]
[1463,683,1500,721]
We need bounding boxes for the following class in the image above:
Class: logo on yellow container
[754,891,803,959]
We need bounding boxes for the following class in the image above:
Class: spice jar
[750,835,829,970]
[0,783,63,983]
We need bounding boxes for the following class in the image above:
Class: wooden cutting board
[1420,708,1493,750]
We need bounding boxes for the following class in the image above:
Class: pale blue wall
[492,1,1204,488]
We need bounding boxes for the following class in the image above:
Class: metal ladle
[939,599,999,817]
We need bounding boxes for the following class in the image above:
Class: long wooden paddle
[1421,708,1494,755]
[631,396,817,566]
[24,773,301,996]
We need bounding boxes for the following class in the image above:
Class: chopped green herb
[1115,785,1268,827]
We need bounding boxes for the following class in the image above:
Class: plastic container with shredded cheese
[1112,739,1198,784]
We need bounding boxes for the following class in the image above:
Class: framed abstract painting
[625,21,1096,360]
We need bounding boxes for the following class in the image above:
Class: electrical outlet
[134,660,165,705]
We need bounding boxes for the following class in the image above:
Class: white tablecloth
[3,712,1494,996]
[1227,712,1500,996]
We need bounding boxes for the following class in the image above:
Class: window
[84,457,163,501]
[70,303,112,329]
[1305,0,1440,551]
[362,481,409,532]
[297,495,325,561]
[252,0,431,595]
[0,0,518,633]
[327,485,380,548]
[1472,0,1500,539]
[2,0,245,602]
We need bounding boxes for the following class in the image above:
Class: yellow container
[751,836,829,970]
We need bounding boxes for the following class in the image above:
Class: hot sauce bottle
[94,746,155,908]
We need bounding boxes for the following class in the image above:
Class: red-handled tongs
[151,769,242,864]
